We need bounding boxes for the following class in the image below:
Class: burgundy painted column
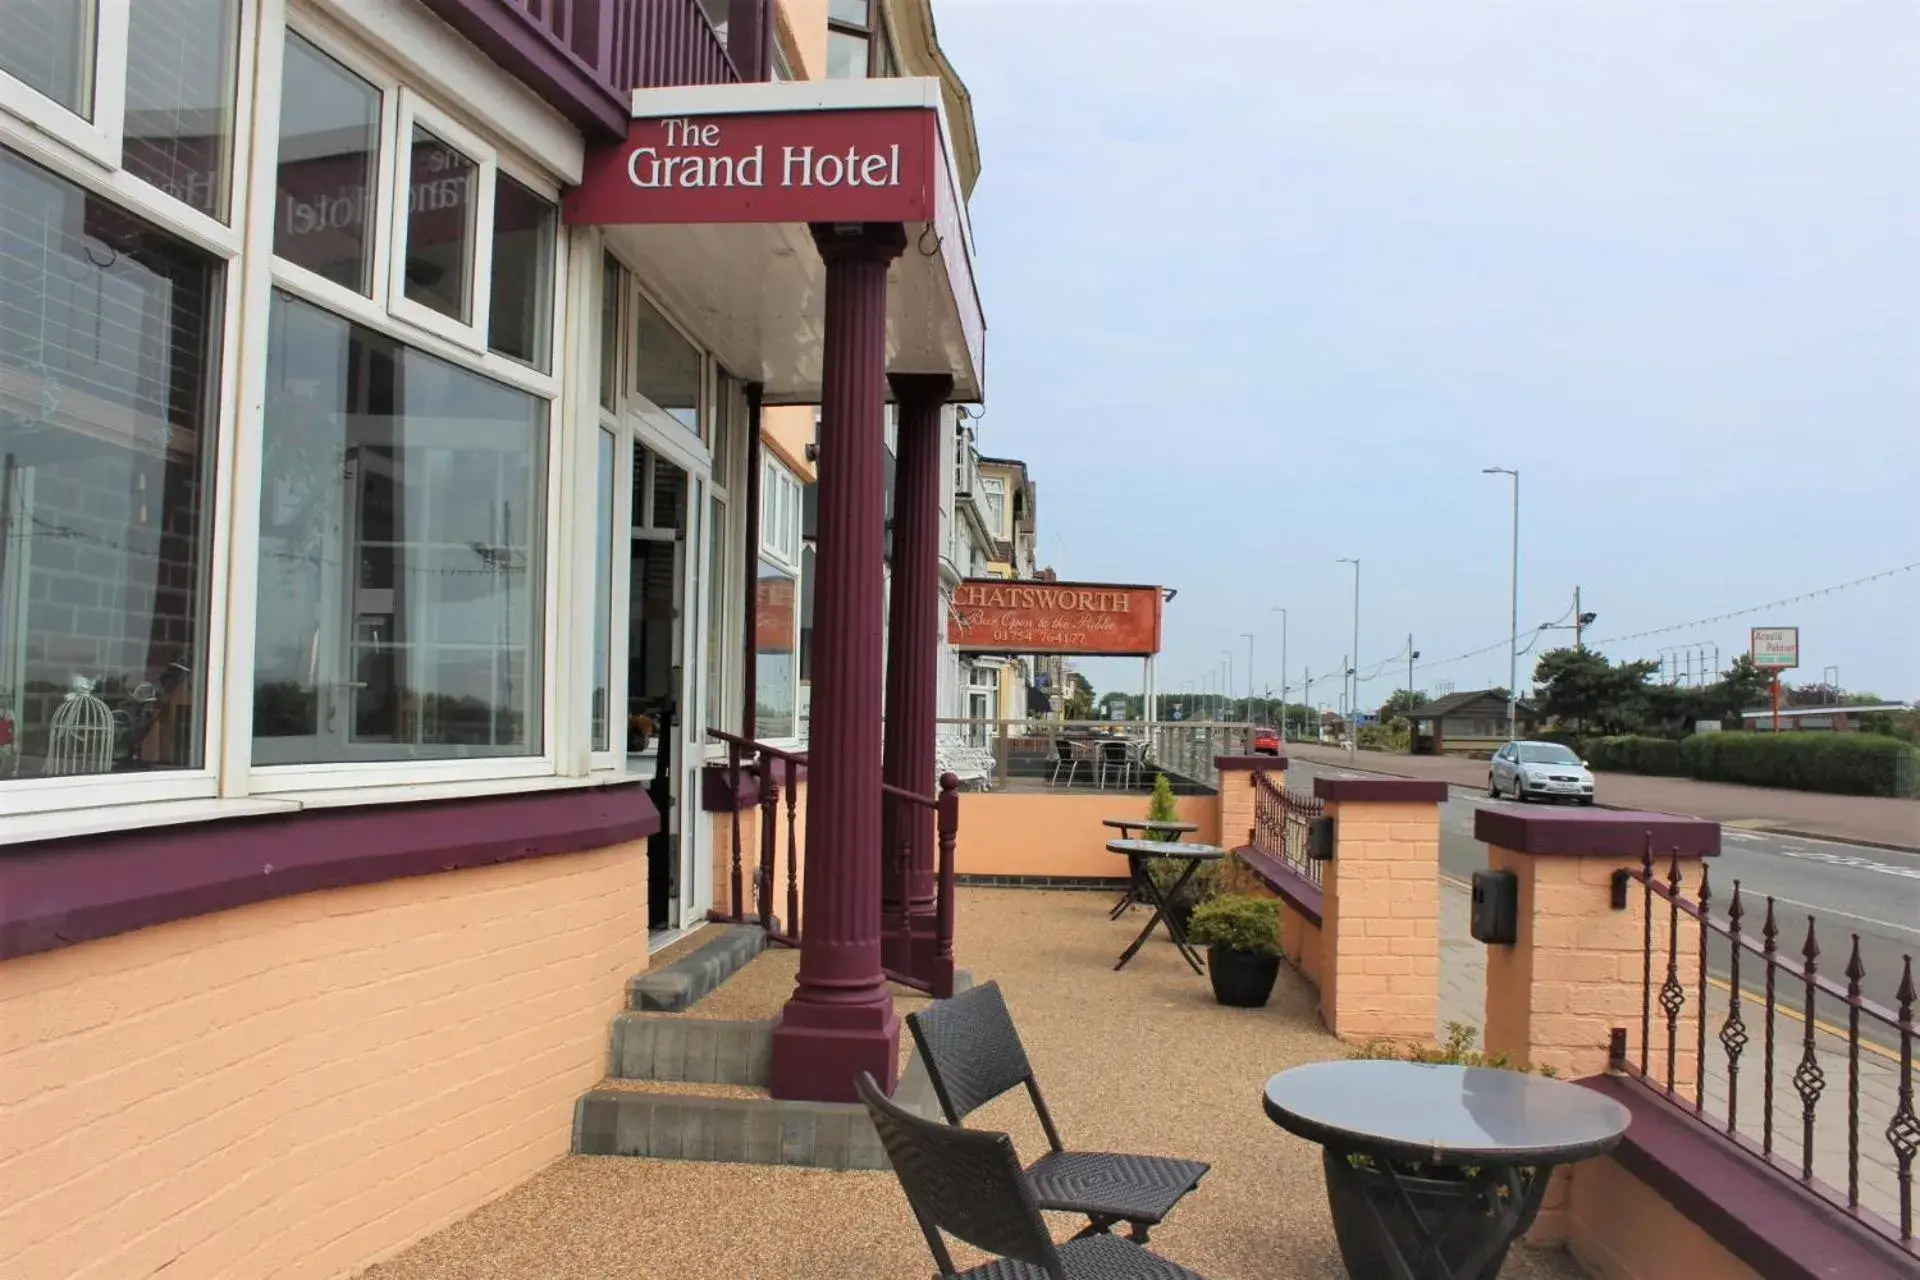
[880,372,952,976]
[770,223,907,1103]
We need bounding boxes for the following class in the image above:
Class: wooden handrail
[707,726,808,764]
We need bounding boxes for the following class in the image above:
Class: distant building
[1409,690,1538,756]
[1735,703,1909,733]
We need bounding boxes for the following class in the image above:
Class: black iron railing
[1612,837,1917,1257]
[1253,771,1324,888]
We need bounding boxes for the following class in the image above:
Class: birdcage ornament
[44,674,114,776]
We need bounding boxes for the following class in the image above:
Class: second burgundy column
[770,223,908,1103]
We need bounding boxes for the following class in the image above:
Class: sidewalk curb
[1285,752,1920,855]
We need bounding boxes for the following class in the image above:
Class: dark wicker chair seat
[906,982,1210,1242]
[955,1232,1205,1279]
[1024,1151,1210,1226]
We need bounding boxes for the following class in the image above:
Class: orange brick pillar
[1313,777,1447,1046]
[1476,808,1719,1085]
[1213,753,1286,853]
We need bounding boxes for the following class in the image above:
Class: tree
[1063,671,1095,720]
[1378,688,1426,725]
[1532,648,1656,735]
[1691,655,1775,726]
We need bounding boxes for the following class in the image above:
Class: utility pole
[1272,607,1288,743]
[1407,633,1416,706]
[1242,632,1255,707]
[1573,585,1584,651]
[1337,557,1361,761]
[1483,467,1520,740]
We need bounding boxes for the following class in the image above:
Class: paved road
[1284,743,1920,850]
[1288,759,1920,1048]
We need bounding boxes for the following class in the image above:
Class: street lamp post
[1483,467,1520,741]
[1336,557,1360,760]
[1223,650,1234,722]
[1271,607,1288,742]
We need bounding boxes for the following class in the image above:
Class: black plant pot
[1206,945,1280,1008]
[1323,1149,1515,1279]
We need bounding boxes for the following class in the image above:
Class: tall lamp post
[1223,650,1234,721]
[1271,607,1288,742]
[1336,557,1360,761]
[1482,467,1520,741]
[1241,632,1255,711]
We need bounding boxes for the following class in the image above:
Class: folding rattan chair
[905,982,1210,1244]
[855,1072,1206,1280]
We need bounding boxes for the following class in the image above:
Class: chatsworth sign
[565,105,939,226]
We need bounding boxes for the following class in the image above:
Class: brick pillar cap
[1311,776,1449,804]
[1214,754,1287,772]
[1476,808,1720,858]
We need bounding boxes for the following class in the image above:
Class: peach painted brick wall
[1215,764,1282,851]
[1566,1155,1763,1280]
[0,841,649,1280]
[1321,800,1440,1046]
[1279,903,1323,989]
[1482,846,1704,1089]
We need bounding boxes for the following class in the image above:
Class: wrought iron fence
[1252,771,1324,888]
[1613,838,1917,1257]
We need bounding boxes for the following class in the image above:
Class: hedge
[1586,731,1918,797]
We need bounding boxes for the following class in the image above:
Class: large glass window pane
[402,126,478,323]
[488,175,555,371]
[0,0,95,118]
[753,559,794,739]
[253,291,546,763]
[0,147,222,781]
[631,291,700,434]
[275,35,381,295]
[123,0,241,220]
[598,255,621,411]
[590,428,613,751]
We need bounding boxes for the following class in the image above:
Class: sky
[931,0,1920,710]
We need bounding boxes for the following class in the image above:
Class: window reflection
[754,559,795,739]
[123,0,240,219]
[402,126,477,323]
[488,175,555,370]
[0,0,94,117]
[631,290,701,435]
[591,429,614,751]
[274,35,381,295]
[253,292,545,763]
[0,147,222,781]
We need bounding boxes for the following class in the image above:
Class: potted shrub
[1327,1023,1555,1278]
[1141,773,1215,931]
[1187,894,1282,1007]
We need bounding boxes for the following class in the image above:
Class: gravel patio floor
[363,888,1590,1279]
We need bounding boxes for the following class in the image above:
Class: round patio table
[1106,839,1223,975]
[1100,818,1199,920]
[1263,1061,1629,1280]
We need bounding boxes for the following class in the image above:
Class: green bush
[1351,1022,1555,1076]
[1146,772,1179,830]
[1678,732,1919,798]
[1187,894,1281,957]
[1148,856,1219,905]
[1586,734,1684,776]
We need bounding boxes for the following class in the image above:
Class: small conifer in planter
[1142,773,1215,929]
[1186,893,1282,1007]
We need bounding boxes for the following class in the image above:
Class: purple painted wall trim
[1233,843,1322,928]
[0,783,660,962]
[1311,776,1451,804]
[1579,1074,1915,1278]
[1214,754,1288,772]
[700,759,808,812]
[416,0,628,138]
[1475,808,1720,859]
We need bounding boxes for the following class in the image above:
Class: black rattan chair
[905,982,1209,1244]
[855,1073,1206,1280]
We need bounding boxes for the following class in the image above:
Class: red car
[1253,728,1281,755]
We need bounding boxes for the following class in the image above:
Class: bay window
[827,0,898,79]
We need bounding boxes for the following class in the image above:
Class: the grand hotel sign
[947,581,1164,658]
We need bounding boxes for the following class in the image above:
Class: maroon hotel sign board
[563,108,940,226]
[948,581,1165,658]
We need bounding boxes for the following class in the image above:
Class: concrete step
[627,923,769,1012]
[574,1087,888,1171]
[609,1015,774,1085]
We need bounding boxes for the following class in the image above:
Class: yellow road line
[1703,973,1901,1065]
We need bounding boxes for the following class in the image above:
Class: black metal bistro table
[1263,1061,1629,1280]
[1107,839,1223,975]
[1100,818,1199,919]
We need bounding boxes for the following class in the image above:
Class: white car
[1489,740,1595,805]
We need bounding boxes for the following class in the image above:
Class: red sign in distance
[563,108,939,226]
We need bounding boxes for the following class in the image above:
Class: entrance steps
[574,924,968,1170]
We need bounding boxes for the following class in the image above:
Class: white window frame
[980,475,1007,537]
[0,0,130,172]
[0,3,257,820]
[387,90,497,350]
[234,10,568,796]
